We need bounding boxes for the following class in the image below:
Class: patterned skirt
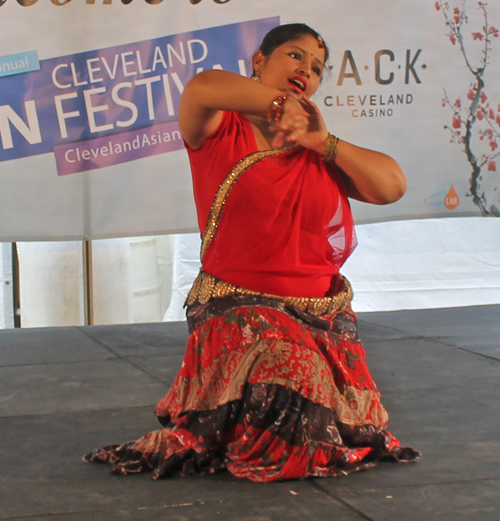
[84,294,420,482]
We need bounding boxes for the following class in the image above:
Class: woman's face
[253,34,326,100]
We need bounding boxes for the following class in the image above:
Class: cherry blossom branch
[437,0,500,215]
[438,1,475,73]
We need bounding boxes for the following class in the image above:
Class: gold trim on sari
[200,144,298,261]
[186,269,353,315]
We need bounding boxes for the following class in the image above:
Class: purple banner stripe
[53,121,184,175]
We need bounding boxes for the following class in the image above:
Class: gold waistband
[185,270,353,316]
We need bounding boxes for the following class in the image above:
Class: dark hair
[257,23,329,64]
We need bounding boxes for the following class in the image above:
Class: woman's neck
[245,115,276,151]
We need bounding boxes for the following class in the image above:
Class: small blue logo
[0,51,40,78]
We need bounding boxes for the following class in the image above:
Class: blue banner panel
[0,17,279,165]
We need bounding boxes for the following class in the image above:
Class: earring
[252,69,261,82]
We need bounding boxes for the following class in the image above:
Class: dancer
[85,23,420,482]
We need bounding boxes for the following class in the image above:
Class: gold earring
[252,70,261,82]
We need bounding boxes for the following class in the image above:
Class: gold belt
[185,270,353,316]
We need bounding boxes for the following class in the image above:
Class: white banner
[1,0,499,241]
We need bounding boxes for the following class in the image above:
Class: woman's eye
[313,67,322,76]
[289,52,301,60]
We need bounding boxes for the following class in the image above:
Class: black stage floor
[1,305,499,521]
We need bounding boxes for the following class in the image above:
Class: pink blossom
[452,115,462,128]
[454,7,460,14]
[490,27,499,38]
[490,140,498,151]
[496,114,500,125]
[489,109,495,119]
[480,91,488,103]
[449,33,457,45]
[488,160,496,171]
[477,109,484,120]
[454,99,461,108]
[454,15,460,24]
[472,32,484,40]
[467,89,476,100]
[435,1,441,10]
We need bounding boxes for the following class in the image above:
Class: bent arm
[178,70,303,149]
[292,100,407,205]
[334,141,407,205]
[311,136,406,205]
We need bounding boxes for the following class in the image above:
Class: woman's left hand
[270,97,329,153]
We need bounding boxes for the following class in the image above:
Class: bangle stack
[268,93,290,122]
[323,133,340,162]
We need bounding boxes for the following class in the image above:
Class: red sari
[84,112,419,481]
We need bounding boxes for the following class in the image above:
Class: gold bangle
[323,133,339,162]
[268,93,290,122]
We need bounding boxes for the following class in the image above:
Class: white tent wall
[163,217,500,321]
[343,217,500,312]
[3,216,499,329]
[16,242,84,328]
[14,236,175,328]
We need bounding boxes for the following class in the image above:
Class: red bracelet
[268,93,290,122]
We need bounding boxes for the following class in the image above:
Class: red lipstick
[288,76,307,94]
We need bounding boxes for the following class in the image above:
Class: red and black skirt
[84,294,420,482]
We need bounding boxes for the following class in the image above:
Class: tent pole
[82,238,94,326]
[11,243,21,328]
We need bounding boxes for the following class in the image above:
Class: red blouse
[186,111,357,298]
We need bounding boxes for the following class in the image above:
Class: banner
[0,0,499,240]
